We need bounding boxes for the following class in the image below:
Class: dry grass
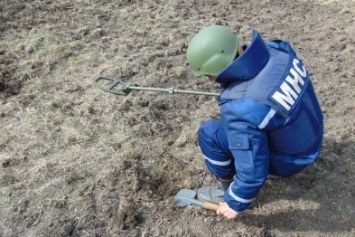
[1,0,355,236]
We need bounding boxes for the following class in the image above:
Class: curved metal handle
[93,77,132,96]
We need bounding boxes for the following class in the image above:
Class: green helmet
[187,25,239,77]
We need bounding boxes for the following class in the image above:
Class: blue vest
[216,30,323,155]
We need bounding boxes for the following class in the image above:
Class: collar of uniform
[215,30,270,84]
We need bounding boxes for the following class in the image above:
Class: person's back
[218,31,323,158]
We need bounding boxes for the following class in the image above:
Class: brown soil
[0,0,354,236]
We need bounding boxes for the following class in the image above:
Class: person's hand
[216,202,239,219]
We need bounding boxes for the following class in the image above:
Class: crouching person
[186,25,324,219]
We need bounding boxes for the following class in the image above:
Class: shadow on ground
[239,138,355,235]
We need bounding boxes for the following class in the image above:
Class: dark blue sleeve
[221,99,272,212]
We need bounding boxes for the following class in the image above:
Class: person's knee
[198,119,216,141]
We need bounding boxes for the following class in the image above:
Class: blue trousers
[198,119,317,178]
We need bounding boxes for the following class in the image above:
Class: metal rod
[93,77,220,97]
[127,85,220,96]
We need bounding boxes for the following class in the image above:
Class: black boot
[197,176,233,204]
[217,176,233,191]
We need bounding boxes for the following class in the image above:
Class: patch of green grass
[26,37,45,54]
[55,186,73,199]
[70,55,83,65]
[305,192,317,201]
[150,159,168,174]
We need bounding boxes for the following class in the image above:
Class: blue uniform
[198,30,324,212]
